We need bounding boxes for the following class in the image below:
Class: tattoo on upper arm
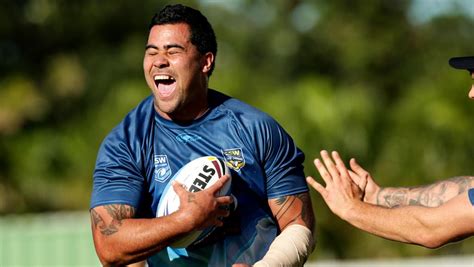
[91,209,103,229]
[274,195,296,221]
[297,193,314,228]
[91,204,135,236]
[273,193,314,229]
[378,176,474,208]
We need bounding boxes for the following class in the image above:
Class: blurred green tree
[0,0,473,261]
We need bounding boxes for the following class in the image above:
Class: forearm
[344,201,447,248]
[254,224,315,267]
[91,209,191,265]
[375,176,474,208]
[256,193,315,266]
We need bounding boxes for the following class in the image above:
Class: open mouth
[154,75,176,97]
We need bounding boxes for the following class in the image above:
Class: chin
[153,100,175,116]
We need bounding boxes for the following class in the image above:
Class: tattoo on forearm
[377,176,474,208]
[274,193,314,229]
[379,189,410,208]
[90,204,135,236]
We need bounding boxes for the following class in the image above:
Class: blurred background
[0,0,473,265]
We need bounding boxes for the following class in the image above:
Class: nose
[469,84,474,99]
[153,53,169,69]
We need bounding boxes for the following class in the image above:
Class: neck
[155,93,210,122]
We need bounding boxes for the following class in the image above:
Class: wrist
[340,200,362,221]
[364,187,381,205]
[172,210,195,233]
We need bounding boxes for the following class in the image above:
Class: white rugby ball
[156,156,232,248]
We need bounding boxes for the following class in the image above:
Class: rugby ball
[156,156,232,248]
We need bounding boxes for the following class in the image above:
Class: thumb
[349,169,367,190]
[172,181,188,198]
[306,176,328,199]
[349,158,368,178]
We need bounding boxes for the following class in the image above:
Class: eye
[145,49,158,56]
[168,48,182,55]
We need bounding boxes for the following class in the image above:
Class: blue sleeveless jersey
[90,90,308,266]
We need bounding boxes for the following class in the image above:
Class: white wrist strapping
[253,224,315,267]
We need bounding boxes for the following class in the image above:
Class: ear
[201,52,215,75]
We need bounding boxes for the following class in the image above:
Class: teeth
[154,75,175,81]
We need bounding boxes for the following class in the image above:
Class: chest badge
[222,148,245,171]
[154,154,171,182]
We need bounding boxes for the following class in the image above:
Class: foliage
[1,0,473,260]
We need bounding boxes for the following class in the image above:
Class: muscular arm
[91,177,233,266]
[309,150,474,249]
[269,193,315,231]
[375,176,474,208]
[250,192,315,266]
[90,204,193,266]
[345,193,474,248]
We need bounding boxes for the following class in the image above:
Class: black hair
[149,4,217,76]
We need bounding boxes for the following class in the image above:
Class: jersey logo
[176,133,202,144]
[154,154,172,182]
[222,148,245,171]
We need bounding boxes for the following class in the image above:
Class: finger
[216,195,233,205]
[350,181,360,193]
[212,216,225,227]
[332,151,350,180]
[206,174,230,194]
[306,176,328,199]
[348,168,362,185]
[350,178,364,198]
[332,151,356,193]
[313,158,332,186]
[320,150,340,183]
[172,181,188,198]
[306,176,319,189]
[172,182,190,208]
[331,152,366,197]
[216,219,224,227]
[215,209,231,218]
[348,169,366,189]
[349,158,369,179]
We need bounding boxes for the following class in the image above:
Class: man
[307,56,474,248]
[90,4,315,266]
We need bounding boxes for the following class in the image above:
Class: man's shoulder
[103,95,155,145]
[124,95,155,123]
[210,89,274,122]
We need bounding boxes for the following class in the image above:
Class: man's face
[143,23,214,121]
[469,72,474,99]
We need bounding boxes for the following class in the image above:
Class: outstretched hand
[347,157,380,205]
[306,150,363,219]
[173,174,233,231]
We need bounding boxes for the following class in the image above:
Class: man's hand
[306,150,363,219]
[348,158,380,205]
[173,174,234,231]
